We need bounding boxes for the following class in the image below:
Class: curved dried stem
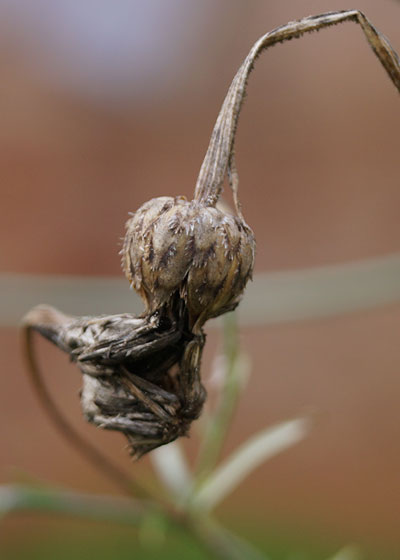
[21,325,150,499]
[194,10,400,208]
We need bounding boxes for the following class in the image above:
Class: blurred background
[1,0,400,558]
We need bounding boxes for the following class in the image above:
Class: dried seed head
[122,196,255,330]
[23,11,400,463]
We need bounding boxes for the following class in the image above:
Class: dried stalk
[16,11,400,560]
[22,323,150,498]
[194,10,400,207]
[22,11,399,502]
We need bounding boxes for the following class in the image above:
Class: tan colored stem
[22,325,148,499]
[194,10,400,208]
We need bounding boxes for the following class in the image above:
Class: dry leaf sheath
[23,11,400,461]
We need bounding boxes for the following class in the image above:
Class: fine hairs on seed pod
[22,11,400,462]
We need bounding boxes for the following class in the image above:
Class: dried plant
[15,10,400,560]
[23,142,255,459]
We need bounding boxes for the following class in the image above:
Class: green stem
[1,484,266,560]
[0,484,147,525]
[191,516,270,560]
[195,312,243,481]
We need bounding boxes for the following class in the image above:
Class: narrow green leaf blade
[196,518,271,560]
[150,441,193,500]
[326,545,363,560]
[192,417,311,511]
[0,484,145,525]
[3,253,400,327]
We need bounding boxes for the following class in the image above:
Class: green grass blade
[0,484,146,525]
[192,417,311,512]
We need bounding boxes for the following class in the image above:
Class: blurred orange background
[1,1,400,557]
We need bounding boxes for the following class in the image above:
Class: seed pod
[122,196,191,313]
[122,197,255,330]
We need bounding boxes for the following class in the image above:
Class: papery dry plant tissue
[23,10,400,462]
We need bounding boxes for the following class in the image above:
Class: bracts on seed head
[23,193,254,458]
[21,6,281,458]
[22,63,256,458]
[23,296,207,459]
[122,197,254,333]
[23,188,254,459]
[22,8,400,460]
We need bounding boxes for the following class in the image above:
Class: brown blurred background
[1,0,400,557]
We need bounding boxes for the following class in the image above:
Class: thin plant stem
[22,326,151,500]
[194,10,400,207]
[0,484,260,560]
[20,327,261,560]
[190,516,269,560]
[0,484,147,524]
[195,312,243,481]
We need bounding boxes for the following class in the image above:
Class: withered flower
[24,9,400,460]
[24,302,205,458]
[122,197,254,331]
[23,26,258,458]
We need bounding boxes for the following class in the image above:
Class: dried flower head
[23,10,400,461]
[24,301,206,458]
[122,197,254,331]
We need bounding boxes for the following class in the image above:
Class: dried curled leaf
[24,303,206,458]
